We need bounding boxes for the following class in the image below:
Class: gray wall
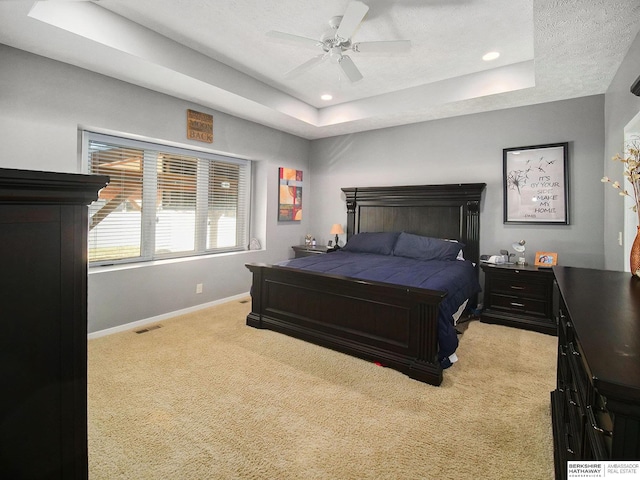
[603,31,640,271]
[308,96,606,278]
[0,45,310,333]
[3,30,638,331]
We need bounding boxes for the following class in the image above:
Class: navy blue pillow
[342,231,400,255]
[393,232,464,261]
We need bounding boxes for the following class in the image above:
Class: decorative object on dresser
[291,244,330,258]
[551,267,640,480]
[535,251,558,267]
[0,168,109,479]
[246,183,485,386]
[330,223,344,248]
[503,142,569,225]
[512,239,526,265]
[480,263,556,335]
[601,137,640,276]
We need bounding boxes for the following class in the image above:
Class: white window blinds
[85,132,251,266]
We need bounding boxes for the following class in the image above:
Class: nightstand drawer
[490,275,547,298]
[291,245,329,258]
[490,293,547,316]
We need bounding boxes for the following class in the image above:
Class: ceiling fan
[266,1,411,83]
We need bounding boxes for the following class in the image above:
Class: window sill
[89,248,263,274]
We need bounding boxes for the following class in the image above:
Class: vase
[631,226,640,276]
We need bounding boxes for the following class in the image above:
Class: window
[84,132,251,266]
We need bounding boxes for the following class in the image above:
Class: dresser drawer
[566,341,589,404]
[557,344,571,391]
[585,403,611,459]
[565,387,585,458]
[592,394,613,440]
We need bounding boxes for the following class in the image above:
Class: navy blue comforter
[278,251,481,367]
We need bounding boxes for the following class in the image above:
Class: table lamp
[330,223,344,247]
[512,240,526,265]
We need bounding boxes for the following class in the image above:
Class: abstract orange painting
[278,167,303,221]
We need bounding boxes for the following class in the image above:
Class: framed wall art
[278,167,303,221]
[503,142,569,224]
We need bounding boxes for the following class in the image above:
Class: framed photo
[503,142,569,224]
[534,251,558,267]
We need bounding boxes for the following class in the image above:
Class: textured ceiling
[97,0,535,107]
[0,0,639,139]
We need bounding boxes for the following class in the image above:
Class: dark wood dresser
[481,263,556,335]
[0,168,108,479]
[551,266,640,479]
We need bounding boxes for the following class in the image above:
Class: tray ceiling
[0,1,639,139]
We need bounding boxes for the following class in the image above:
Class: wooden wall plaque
[187,109,213,143]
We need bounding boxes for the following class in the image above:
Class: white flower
[605,137,640,226]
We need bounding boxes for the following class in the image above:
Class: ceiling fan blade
[336,1,369,41]
[266,30,322,49]
[338,55,363,82]
[353,40,411,54]
[284,54,327,79]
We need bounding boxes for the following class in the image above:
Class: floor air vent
[135,325,162,334]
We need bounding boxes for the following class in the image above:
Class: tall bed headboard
[341,183,486,267]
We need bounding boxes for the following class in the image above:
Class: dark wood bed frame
[246,183,486,386]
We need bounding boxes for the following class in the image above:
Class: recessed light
[321,94,333,101]
[482,51,500,61]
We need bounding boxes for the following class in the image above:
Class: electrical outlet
[196,283,203,294]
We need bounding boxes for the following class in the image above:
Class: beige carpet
[88,299,557,479]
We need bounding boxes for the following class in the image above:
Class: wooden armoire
[0,168,108,479]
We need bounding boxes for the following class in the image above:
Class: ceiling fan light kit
[267,1,411,83]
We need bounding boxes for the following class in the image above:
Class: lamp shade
[512,240,526,253]
[330,224,344,235]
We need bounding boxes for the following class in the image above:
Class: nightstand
[480,263,556,335]
[291,244,330,258]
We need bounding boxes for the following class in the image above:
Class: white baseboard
[88,292,250,339]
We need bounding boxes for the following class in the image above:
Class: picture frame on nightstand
[534,251,558,267]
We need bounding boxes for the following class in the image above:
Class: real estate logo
[568,461,639,479]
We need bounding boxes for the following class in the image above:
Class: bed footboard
[246,263,447,386]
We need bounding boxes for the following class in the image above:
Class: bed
[246,183,486,386]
